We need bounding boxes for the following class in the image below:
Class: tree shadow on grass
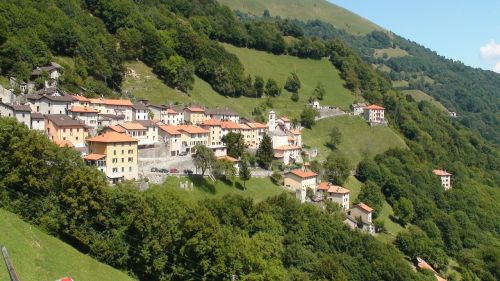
[189,176,216,194]
[235,182,245,191]
[389,215,406,228]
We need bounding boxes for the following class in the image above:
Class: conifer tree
[239,157,251,190]
[256,134,274,169]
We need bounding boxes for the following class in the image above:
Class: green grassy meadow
[218,0,381,35]
[150,176,287,202]
[0,209,134,281]
[124,43,355,120]
[373,47,409,59]
[403,89,447,111]
[302,115,407,166]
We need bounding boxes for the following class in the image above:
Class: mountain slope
[0,209,134,281]
[218,0,381,35]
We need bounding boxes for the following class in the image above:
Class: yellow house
[45,114,88,148]
[284,169,318,191]
[86,132,139,184]
[183,107,207,124]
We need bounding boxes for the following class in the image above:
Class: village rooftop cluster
[0,63,452,235]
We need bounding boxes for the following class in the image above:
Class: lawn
[150,176,287,202]
[124,43,356,120]
[392,80,409,88]
[373,47,409,59]
[218,0,381,35]
[403,89,447,112]
[0,209,135,281]
[302,115,407,166]
[375,201,405,243]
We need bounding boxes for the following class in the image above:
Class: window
[122,167,124,172]
[113,168,117,173]
[112,158,117,163]
[122,150,124,154]
[113,150,116,155]
[122,158,124,163]
[128,157,133,162]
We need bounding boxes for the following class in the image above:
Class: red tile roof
[107,125,126,133]
[69,105,99,113]
[159,125,181,135]
[327,185,350,194]
[318,182,330,190]
[246,122,268,129]
[72,95,90,102]
[289,169,317,178]
[54,139,74,148]
[89,98,133,106]
[185,107,205,112]
[221,121,241,129]
[356,203,374,213]
[433,169,452,176]
[83,153,106,160]
[274,145,301,151]
[119,122,146,130]
[365,104,385,110]
[87,132,138,143]
[289,129,301,135]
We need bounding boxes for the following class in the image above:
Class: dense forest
[0,0,499,280]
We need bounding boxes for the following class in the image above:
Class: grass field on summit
[150,176,286,202]
[0,209,134,281]
[125,43,356,120]
[302,115,407,166]
[218,0,381,35]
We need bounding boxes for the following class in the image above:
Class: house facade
[132,103,148,120]
[31,113,45,131]
[205,107,240,123]
[89,98,134,121]
[363,104,386,125]
[351,103,368,115]
[68,106,99,129]
[284,169,318,192]
[26,94,73,115]
[183,107,207,124]
[433,169,452,190]
[0,101,32,128]
[86,132,139,183]
[349,203,375,234]
[45,114,88,148]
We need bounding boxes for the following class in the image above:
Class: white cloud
[493,62,500,74]
[480,40,500,60]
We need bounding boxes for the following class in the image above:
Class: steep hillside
[0,209,134,281]
[302,115,407,165]
[125,43,355,119]
[218,0,381,35]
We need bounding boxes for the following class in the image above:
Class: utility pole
[1,245,21,281]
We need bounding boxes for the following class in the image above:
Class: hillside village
[0,63,455,238]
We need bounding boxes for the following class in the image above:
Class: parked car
[159,168,169,174]
[179,151,188,156]
[169,168,179,173]
[184,169,193,175]
[151,167,158,172]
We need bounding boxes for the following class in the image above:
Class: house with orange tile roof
[319,182,350,210]
[217,155,240,173]
[45,114,88,148]
[433,169,452,190]
[243,121,268,147]
[72,95,90,106]
[284,169,318,192]
[183,106,207,124]
[274,145,301,165]
[68,105,99,129]
[363,104,386,125]
[86,132,138,183]
[89,98,134,121]
[347,203,375,234]
[158,125,209,155]
[277,116,291,131]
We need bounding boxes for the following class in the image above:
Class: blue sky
[328,0,500,72]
